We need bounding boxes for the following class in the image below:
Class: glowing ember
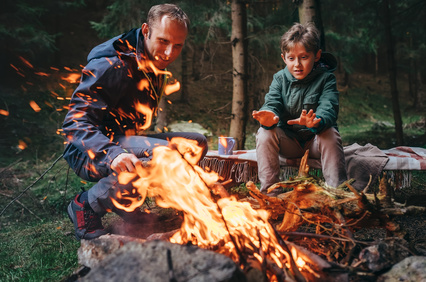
[0,109,9,116]
[19,56,33,69]
[35,72,50,77]
[18,140,27,150]
[29,101,41,112]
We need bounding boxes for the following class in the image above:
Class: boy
[252,22,347,194]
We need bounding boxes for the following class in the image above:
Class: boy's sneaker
[261,188,283,197]
[67,194,107,240]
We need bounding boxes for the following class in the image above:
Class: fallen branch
[0,191,42,221]
[0,155,63,217]
[381,205,426,215]
[279,231,372,245]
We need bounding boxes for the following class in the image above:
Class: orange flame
[62,73,81,84]
[164,81,180,95]
[137,79,150,91]
[219,136,228,148]
[111,138,308,275]
[134,102,154,131]
[135,58,181,96]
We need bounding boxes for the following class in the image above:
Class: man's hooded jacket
[62,28,166,175]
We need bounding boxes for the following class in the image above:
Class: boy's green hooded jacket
[259,52,339,143]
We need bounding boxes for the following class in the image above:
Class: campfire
[108,138,354,281]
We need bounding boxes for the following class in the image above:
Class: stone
[377,256,426,282]
[80,240,246,282]
[167,121,212,137]
[78,234,146,269]
[357,241,410,272]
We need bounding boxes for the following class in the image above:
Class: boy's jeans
[256,127,347,191]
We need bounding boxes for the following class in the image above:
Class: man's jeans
[256,127,347,191]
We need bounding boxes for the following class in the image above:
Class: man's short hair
[147,4,190,30]
[280,22,320,54]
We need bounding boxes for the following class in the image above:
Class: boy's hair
[147,4,190,30]
[280,22,320,54]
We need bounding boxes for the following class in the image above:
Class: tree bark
[229,0,248,150]
[180,44,189,103]
[296,0,325,51]
[382,0,404,145]
[191,43,202,81]
[155,98,167,133]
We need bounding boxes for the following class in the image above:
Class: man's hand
[111,152,142,173]
[252,110,279,127]
[287,109,321,128]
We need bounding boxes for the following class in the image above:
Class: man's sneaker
[67,194,107,240]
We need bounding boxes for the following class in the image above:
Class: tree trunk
[416,71,424,110]
[382,0,404,145]
[407,35,420,109]
[155,98,167,133]
[180,44,189,103]
[229,0,248,150]
[191,43,202,81]
[296,0,325,51]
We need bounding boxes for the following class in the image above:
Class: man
[63,4,208,240]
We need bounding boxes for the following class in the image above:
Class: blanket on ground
[200,144,426,190]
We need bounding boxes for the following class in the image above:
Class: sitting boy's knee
[317,127,343,147]
[256,127,277,142]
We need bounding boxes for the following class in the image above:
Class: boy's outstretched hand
[252,110,279,127]
[287,109,321,128]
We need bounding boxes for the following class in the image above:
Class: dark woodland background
[0,0,425,166]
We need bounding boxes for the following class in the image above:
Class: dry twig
[0,155,63,217]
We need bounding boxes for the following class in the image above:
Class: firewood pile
[244,150,426,280]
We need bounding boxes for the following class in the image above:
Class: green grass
[0,158,86,281]
[0,220,80,281]
[338,86,425,149]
